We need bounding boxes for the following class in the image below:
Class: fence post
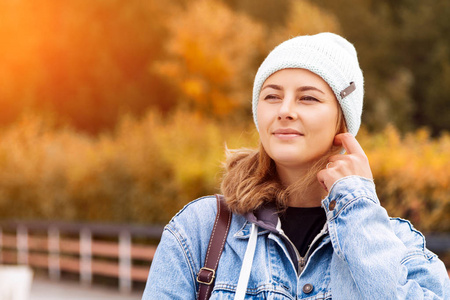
[0,228,2,263]
[119,231,132,293]
[80,228,92,285]
[17,225,28,266]
[48,226,60,281]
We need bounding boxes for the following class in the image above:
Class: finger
[328,154,347,162]
[334,133,365,156]
[316,170,329,192]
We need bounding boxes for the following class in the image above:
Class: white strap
[234,223,258,300]
[276,217,282,233]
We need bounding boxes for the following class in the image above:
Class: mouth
[272,128,304,139]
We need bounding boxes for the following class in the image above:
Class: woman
[142,33,450,299]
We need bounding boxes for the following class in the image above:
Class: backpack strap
[196,194,232,300]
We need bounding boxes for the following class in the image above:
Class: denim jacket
[142,176,450,299]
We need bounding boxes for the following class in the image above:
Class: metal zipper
[278,230,303,273]
[278,224,328,276]
[298,224,329,274]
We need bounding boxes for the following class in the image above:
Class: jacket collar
[244,202,280,233]
[234,202,280,239]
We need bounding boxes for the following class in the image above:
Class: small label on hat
[340,82,356,99]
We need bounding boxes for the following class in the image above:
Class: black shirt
[279,206,326,257]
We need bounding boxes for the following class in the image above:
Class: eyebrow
[261,84,325,94]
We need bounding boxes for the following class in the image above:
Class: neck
[276,164,326,207]
[288,182,326,207]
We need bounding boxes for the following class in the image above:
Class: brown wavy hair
[221,108,347,214]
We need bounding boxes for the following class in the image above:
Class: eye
[264,94,281,101]
[300,96,319,102]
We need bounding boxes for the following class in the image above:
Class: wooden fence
[0,220,449,292]
[0,220,164,293]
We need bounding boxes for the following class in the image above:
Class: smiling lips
[272,128,304,139]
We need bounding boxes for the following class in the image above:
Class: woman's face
[257,68,340,171]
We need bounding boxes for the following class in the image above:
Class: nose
[278,96,297,121]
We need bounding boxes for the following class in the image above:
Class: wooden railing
[0,220,164,293]
[1,220,448,291]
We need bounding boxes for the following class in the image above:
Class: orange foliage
[0,0,174,132]
[0,0,360,130]
[0,113,447,232]
[0,0,448,233]
[154,0,265,117]
[358,126,450,231]
[272,0,341,43]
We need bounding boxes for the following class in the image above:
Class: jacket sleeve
[323,176,450,299]
[141,224,198,300]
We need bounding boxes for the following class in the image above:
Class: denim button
[302,283,313,294]
[329,200,336,211]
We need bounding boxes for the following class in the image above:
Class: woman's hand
[317,133,373,192]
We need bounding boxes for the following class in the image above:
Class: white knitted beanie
[252,32,364,136]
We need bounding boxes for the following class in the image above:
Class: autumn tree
[315,0,450,134]
[268,0,342,48]
[153,0,265,119]
[0,0,176,132]
[1,0,449,134]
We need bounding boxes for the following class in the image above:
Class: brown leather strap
[196,194,232,300]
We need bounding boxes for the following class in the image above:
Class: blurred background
[0,0,448,293]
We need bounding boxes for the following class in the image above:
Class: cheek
[256,103,270,131]
[256,105,273,152]
[308,110,339,142]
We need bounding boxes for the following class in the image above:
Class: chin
[272,153,307,167]
[271,148,326,167]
